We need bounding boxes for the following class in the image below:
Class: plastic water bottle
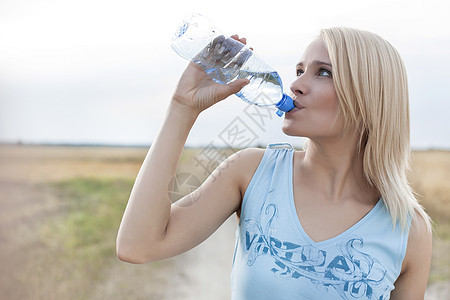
[171,13,294,117]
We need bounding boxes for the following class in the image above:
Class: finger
[216,78,250,100]
[227,78,250,95]
[231,34,248,45]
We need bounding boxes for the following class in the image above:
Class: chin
[282,118,310,138]
[281,120,300,137]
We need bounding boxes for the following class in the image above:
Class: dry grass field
[0,144,448,299]
[409,151,450,286]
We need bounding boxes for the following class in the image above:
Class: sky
[0,0,449,149]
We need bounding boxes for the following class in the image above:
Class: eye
[318,68,332,78]
[296,69,304,77]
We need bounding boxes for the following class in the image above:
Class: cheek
[318,86,338,108]
[317,97,341,130]
[316,88,339,118]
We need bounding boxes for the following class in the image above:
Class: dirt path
[91,216,237,300]
[0,181,47,299]
[162,216,236,300]
[425,281,450,299]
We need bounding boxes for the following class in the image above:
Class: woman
[117,27,432,299]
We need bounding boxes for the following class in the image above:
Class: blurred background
[0,0,449,299]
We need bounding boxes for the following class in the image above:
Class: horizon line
[1,141,449,152]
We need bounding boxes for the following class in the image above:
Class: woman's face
[282,38,342,140]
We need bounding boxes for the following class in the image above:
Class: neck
[300,134,375,203]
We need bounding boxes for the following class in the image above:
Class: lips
[288,100,304,114]
[285,100,303,115]
[293,100,304,109]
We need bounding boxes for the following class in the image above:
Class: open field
[0,144,449,299]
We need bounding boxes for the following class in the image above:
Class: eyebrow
[296,60,332,68]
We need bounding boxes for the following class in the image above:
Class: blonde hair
[320,27,431,231]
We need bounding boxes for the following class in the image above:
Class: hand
[171,35,251,116]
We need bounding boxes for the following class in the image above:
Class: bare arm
[116,36,251,263]
[390,214,432,299]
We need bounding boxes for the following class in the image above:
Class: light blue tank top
[231,144,410,300]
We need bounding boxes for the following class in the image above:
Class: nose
[290,76,308,96]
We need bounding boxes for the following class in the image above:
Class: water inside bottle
[236,70,283,106]
[192,35,283,106]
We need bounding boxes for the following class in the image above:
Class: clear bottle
[171,13,294,117]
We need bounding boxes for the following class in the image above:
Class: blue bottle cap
[275,94,294,117]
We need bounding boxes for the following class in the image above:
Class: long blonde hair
[320,27,431,230]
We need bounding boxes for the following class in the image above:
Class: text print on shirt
[243,197,389,299]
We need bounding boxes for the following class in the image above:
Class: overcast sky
[0,0,449,149]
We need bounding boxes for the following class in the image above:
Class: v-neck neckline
[287,151,383,247]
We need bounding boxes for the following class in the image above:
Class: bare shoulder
[409,210,433,249]
[404,210,432,269]
[392,210,432,298]
[219,148,265,194]
[228,147,265,177]
[232,147,266,164]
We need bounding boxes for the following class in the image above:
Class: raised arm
[116,38,252,264]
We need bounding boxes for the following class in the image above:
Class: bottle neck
[275,94,294,116]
